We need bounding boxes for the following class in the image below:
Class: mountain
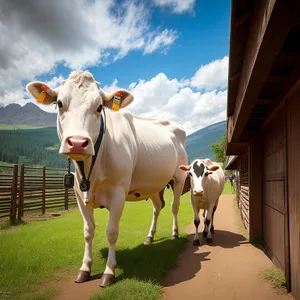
[0,103,56,126]
[186,120,226,163]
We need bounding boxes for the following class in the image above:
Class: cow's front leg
[191,198,201,246]
[75,192,95,283]
[203,203,215,243]
[144,194,162,245]
[100,188,125,287]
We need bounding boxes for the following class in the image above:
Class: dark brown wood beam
[257,98,274,105]
[235,10,253,27]
[263,59,300,128]
[266,75,289,83]
[228,0,300,143]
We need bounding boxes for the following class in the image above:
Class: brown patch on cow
[134,193,141,198]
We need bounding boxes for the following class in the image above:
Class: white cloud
[5,56,228,135]
[0,0,178,108]
[190,56,229,91]
[152,0,196,14]
[144,29,178,54]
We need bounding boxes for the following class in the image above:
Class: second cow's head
[180,159,219,196]
[26,71,134,160]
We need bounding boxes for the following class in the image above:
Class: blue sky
[0,0,230,134]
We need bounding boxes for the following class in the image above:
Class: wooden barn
[225,0,300,298]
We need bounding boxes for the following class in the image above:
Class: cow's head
[179,159,219,196]
[26,71,134,161]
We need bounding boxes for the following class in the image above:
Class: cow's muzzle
[193,189,204,196]
[60,135,94,159]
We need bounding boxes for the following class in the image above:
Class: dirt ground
[162,195,293,300]
[51,195,293,300]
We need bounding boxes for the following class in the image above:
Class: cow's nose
[65,136,89,153]
[193,189,203,196]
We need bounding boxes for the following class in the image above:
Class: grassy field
[0,180,233,300]
[0,124,43,130]
[0,190,193,300]
[223,181,235,195]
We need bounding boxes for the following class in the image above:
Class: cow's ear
[207,165,219,171]
[26,81,58,105]
[101,89,134,110]
[179,165,191,171]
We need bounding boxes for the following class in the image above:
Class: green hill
[186,120,226,163]
[0,120,226,168]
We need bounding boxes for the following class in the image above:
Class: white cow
[179,158,224,245]
[26,71,188,287]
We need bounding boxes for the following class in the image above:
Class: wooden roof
[226,0,300,155]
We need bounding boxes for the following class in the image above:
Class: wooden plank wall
[263,106,287,272]
[287,91,300,300]
[238,147,250,230]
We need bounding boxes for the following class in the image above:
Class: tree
[210,135,226,165]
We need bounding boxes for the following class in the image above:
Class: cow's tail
[159,179,175,209]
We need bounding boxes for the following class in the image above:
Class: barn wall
[262,106,288,274]
[287,91,300,300]
[236,147,250,231]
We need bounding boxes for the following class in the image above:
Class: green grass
[260,267,287,294]
[222,181,234,195]
[0,189,192,300]
[0,124,43,130]
[90,279,161,300]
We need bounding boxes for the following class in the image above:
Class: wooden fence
[0,164,76,221]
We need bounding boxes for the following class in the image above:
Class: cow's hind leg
[75,191,95,283]
[144,194,162,245]
[100,188,125,287]
[171,178,185,240]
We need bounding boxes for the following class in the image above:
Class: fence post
[42,166,46,214]
[10,165,18,222]
[64,187,69,210]
[18,164,25,220]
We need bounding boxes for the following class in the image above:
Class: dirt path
[51,195,292,300]
[162,195,292,300]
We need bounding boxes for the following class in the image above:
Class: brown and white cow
[26,71,188,287]
[180,158,225,245]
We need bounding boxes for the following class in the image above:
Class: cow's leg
[203,202,215,243]
[75,191,95,283]
[191,199,201,246]
[144,194,162,245]
[100,188,125,287]
[171,180,184,239]
[210,199,219,234]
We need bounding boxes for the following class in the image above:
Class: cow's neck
[75,112,106,193]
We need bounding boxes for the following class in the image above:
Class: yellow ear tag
[37,90,46,103]
[112,93,122,111]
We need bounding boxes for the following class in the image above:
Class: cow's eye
[57,100,63,108]
[188,172,192,176]
[205,171,209,176]
[97,104,103,113]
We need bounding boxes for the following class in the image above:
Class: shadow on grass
[98,237,188,286]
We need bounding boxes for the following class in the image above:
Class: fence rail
[0,164,76,221]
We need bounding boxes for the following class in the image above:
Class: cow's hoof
[207,238,213,244]
[99,274,115,287]
[210,227,215,234]
[74,270,90,283]
[202,231,208,238]
[172,234,178,240]
[193,239,200,246]
[144,236,154,245]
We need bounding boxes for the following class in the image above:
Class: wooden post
[18,164,25,220]
[64,187,69,210]
[42,166,46,214]
[10,165,18,222]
